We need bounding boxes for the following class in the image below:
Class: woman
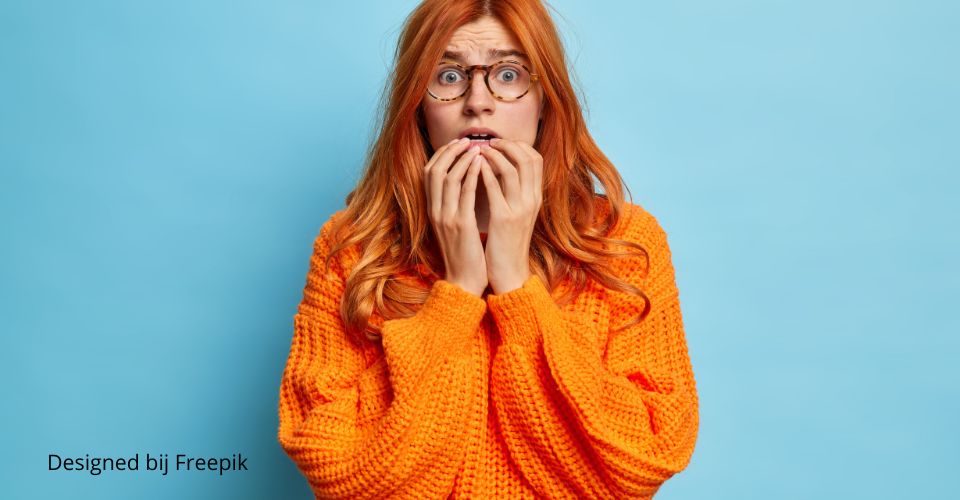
[277,0,699,498]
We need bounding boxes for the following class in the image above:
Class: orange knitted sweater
[277,198,699,499]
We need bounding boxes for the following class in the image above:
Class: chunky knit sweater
[277,197,699,499]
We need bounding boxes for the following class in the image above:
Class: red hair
[322,0,650,342]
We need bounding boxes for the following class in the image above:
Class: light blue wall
[1,1,957,498]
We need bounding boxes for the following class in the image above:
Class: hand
[423,137,488,297]
[478,138,544,294]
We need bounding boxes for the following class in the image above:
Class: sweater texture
[277,196,699,499]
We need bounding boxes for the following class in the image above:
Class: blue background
[2,1,957,498]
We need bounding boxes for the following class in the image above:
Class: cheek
[420,105,451,148]
[505,104,541,142]
[422,104,455,133]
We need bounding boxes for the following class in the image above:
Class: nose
[462,68,495,116]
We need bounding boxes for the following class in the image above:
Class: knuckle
[440,216,465,232]
[494,212,518,225]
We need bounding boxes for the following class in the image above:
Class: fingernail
[448,138,459,144]
[459,137,469,143]
[490,138,500,143]
[469,144,480,152]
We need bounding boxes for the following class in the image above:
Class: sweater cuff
[486,274,555,348]
[417,279,488,349]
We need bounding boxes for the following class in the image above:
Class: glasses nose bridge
[461,64,490,96]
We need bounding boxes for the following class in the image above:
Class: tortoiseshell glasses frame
[426,59,541,102]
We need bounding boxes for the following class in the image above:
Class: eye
[438,68,464,85]
[494,65,524,84]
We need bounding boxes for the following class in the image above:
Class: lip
[459,127,499,145]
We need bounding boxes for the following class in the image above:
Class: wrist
[490,270,530,295]
[446,277,487,297]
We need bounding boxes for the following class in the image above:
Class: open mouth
[465,134,495,145]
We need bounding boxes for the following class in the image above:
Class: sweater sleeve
[277,219,487,499]
[486,209,699,499]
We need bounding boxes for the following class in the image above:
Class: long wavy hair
[323,0,651,343]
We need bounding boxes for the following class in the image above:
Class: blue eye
[494,64,526,85]
[439,69,464,85]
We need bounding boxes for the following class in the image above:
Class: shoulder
[592,194,669,249]
[591,195,677,289]
[310,209,362,277]
[315,209,349,244]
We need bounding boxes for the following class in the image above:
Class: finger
[424,138,466,209]
[479,146,521,204]
[489,139,535,198]
[515,141,543,196]
[426,137,470,177]
[424,137,465,173]
[479,156,508,214]
[442,145,481,218]
[438,137,473,172]
[533,146,543,195]
[429,138,472,216]
[459,154,482,216]
[521,142,544,205]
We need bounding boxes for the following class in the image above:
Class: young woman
[277,1,699,498]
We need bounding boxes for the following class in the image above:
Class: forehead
[445,16,523,60]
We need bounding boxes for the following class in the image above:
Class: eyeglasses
[426,59,540,102]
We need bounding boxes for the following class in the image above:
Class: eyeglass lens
[428,61,532,100]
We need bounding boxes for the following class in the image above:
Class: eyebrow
[441,48,529,63]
